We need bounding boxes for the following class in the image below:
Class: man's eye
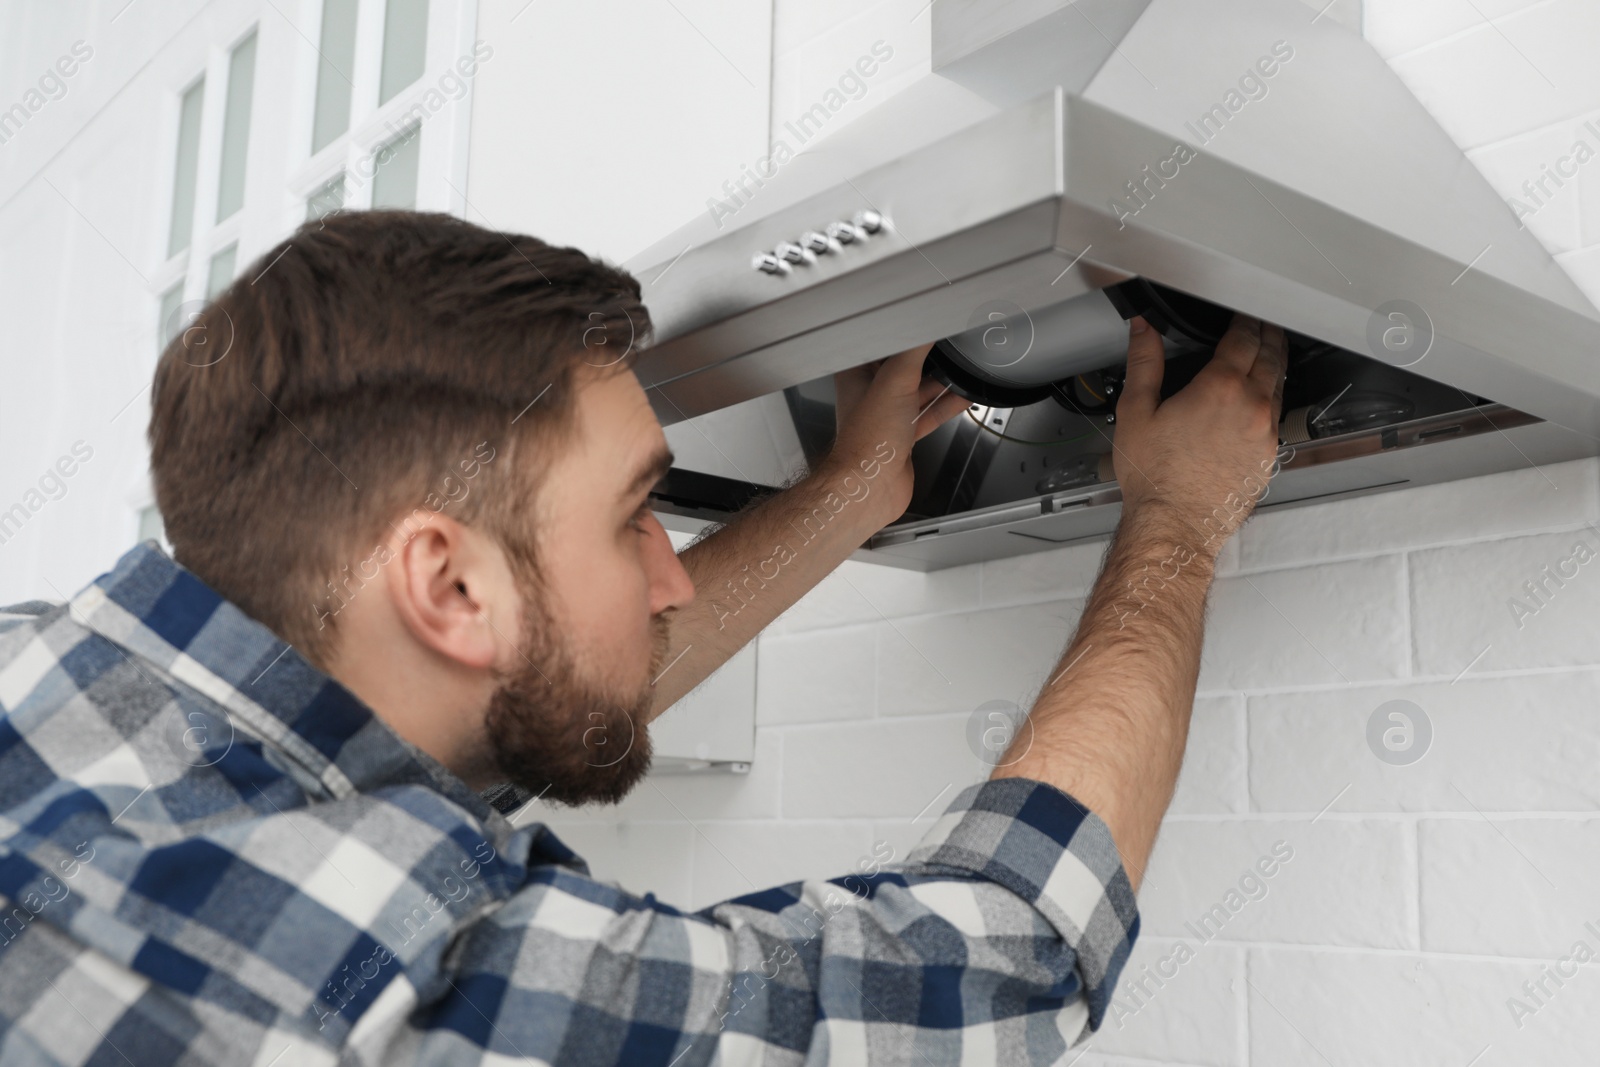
[629,504,652,532]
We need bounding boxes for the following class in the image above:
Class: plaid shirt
[0,541,1138,1065]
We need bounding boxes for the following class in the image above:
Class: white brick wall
[517,3,1600,1061]
[528,451,1600,1065]
[1368,0,1600,306]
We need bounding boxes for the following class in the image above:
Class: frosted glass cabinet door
[206,244,237,298]
[371,125,421,209]
[311,0,359,153]
[215,32,257,222]
[379,0,430,104]
[167,78,205,256]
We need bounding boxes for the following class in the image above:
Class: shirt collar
[69,540,504,827]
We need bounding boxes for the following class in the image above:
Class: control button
[825,221,861,244]
[801,231,831,254]
[752,252,788,275]
[776,241,807,264]
[852,209,884,234]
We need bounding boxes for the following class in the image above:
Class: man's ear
[386,515,516,671]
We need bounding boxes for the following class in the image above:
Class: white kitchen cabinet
[648,641,756,772]
[642,529,757,771]
[466,0,773,264]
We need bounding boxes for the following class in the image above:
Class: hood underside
[624,0,1600,568]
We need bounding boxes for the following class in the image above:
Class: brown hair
[148,209,650,668]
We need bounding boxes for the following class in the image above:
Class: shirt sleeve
[380,777,1139,1066]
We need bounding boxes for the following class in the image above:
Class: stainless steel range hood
[626,0,1600,570]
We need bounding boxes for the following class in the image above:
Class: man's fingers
[1208,313,1264,378]
[913,389,972,442]
[1117,317,1165,425]
[834,363,873,395]
[916,375,957,408]
[832,363,874,423]
[880,342,936,392]
[1247,323,1289,419]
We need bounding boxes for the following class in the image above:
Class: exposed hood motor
[925,278,1236,410]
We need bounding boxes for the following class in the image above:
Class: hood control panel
[751,210,884,274]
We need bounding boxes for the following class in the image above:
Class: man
[0,210,1285,1065]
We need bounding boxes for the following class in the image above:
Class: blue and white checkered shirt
[0,541,1138,1065]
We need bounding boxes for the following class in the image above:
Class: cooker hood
[626,0,1600,569]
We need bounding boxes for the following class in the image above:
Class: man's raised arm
[995,314,1289,889]
[646,344,968,719]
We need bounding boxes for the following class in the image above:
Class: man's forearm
[992,504,1218,889]
[647,445,900,719]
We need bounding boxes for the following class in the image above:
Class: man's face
[483,364,694,805]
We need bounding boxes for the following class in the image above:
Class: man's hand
[994,312,1289,892]
[647,343,966,721]
[828,343,971,523]
[1113,314,1288,546]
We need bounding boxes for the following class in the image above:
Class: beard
[482,568,668,806]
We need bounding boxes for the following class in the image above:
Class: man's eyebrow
[621,444,675,501]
